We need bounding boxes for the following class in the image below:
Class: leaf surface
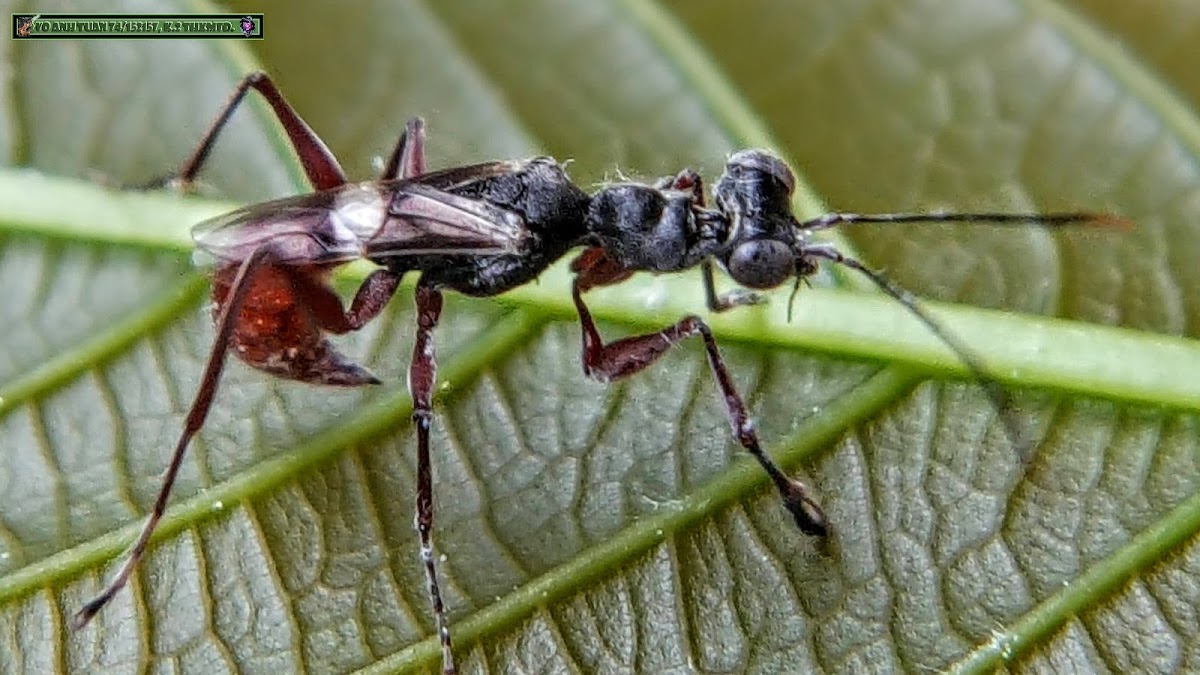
[1,0,1199,673]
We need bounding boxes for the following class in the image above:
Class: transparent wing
[374,181,528,257]
[192,193,351,265]
[192,176,530,265]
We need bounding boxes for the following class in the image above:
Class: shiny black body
[383,158,592,296]
[586,182,728,273]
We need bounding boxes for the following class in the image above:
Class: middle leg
[407,281,457,674]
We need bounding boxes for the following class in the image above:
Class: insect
[72,72,1119,674]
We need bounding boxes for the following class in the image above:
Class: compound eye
[727,149,795,195]
[727,240,793,289]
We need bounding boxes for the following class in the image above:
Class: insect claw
[311,347,381,386]
[726,289,765,307]
[70,603,100,631]
[780,477,827,536]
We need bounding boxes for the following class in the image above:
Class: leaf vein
[0,273,208,422]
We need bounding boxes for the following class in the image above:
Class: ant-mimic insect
[72,72,1122,674]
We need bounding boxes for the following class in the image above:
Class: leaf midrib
[8,1,1200,669]
[3,170,1200,417]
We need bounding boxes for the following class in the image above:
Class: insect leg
[656,168,763,313]
[569,247,633,292]
[804,243,1030,454]
[168,71,347,191]
[380,118,427,181]
[281,268,404,334]
[72,247,275,629]
[702,260,767,313]
[570,279,827,535]
[408,281,456,675]
[342,270,405,329]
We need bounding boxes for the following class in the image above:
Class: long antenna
[804,244,1032,455]
[793,209,1129,450]
[800,211,1130,232]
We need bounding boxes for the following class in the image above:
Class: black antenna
[792,209,1129,448]
[800,211,1130,232]
[804,244,1031,454]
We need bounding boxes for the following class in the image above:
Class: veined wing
[406,159,525,191]
[192,192,349,264]
[373,181,529,257]
[192,179,528,265]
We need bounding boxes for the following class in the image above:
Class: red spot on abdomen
[211,262,377,386]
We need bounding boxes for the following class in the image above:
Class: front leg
[657,170,764,314]
[702,260,766,313]
[570,279,826,535]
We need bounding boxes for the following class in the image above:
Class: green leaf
[1,1,1198,673]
